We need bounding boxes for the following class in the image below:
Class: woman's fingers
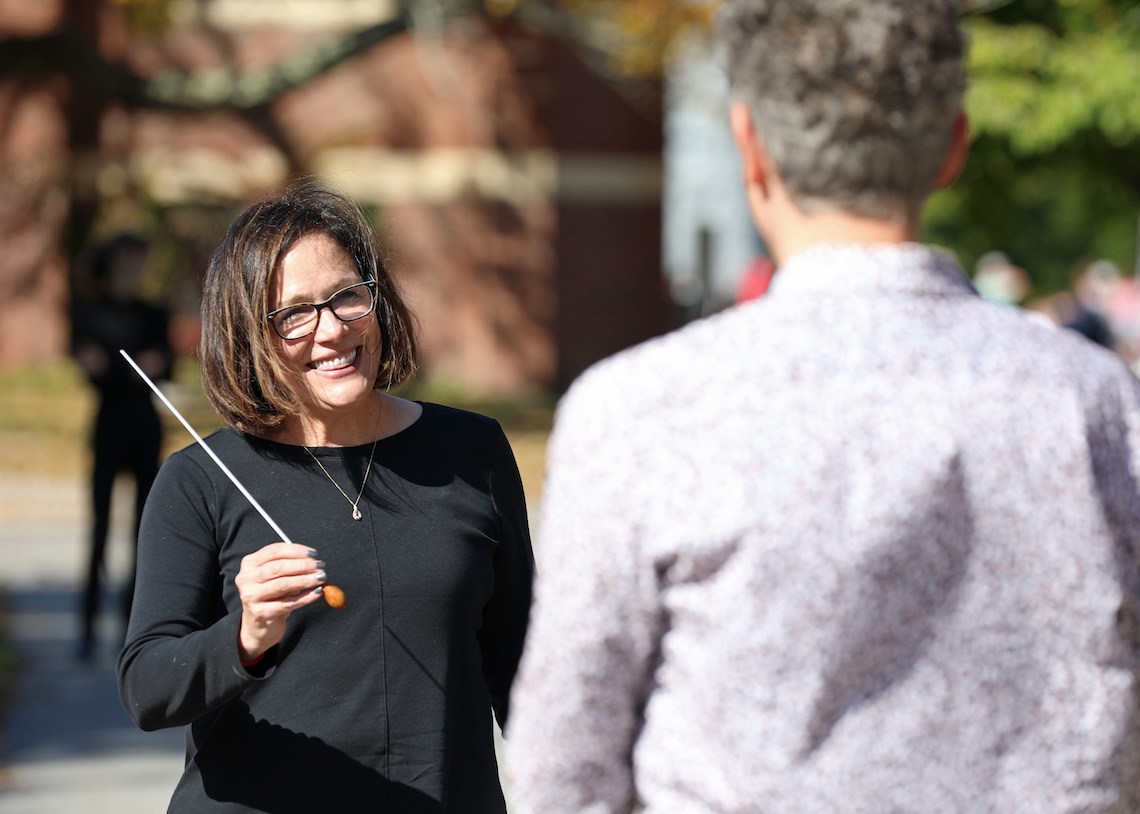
[238,544,321,591]
[242,542,318,570]
[236,543,328,662]
[236,545,327,617]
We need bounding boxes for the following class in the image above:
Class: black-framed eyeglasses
[266,280,378,340]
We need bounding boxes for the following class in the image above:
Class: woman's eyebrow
[272,279,362,307]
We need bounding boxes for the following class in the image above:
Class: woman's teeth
[313,348,358,370]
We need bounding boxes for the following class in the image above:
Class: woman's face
[268,231,381,417]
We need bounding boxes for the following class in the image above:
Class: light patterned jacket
[507,243,1140,814]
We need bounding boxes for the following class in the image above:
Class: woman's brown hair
[199,181,418,434]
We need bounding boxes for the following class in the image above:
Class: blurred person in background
[734,253,775,303]
[506,1,1140,812]
[1063,258,1119,348]
[1105,264,1140,372]
[117,182,534,812]
[971,250,1030,306]
[70,232,172,663]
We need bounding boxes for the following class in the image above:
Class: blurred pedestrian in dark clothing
[1065,306,1115,347]
[1063,259,1119,348]
[71,233,172,662]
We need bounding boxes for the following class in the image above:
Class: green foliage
[926,0,1140,296]
[965,16,1140,154]
[926,137,1139,292]
[116,0,176,36]
[0,362,91,477]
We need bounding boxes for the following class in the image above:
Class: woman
[117,182,534,812]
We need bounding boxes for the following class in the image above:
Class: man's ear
[730,101,769,194]
[933,109,970,189]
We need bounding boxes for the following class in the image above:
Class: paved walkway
[0,474,183,813]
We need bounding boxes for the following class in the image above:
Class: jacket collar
[769,243,976,300]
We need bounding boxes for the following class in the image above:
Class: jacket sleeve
[505,373,663,814]
[1088,365,1140,635]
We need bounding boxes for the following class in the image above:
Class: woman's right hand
[235,543,327,663]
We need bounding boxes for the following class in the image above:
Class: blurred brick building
[0,0,665,393]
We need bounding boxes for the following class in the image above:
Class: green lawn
[0,361,94,478]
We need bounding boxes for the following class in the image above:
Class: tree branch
[0,15,409,110]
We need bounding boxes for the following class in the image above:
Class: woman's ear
[933,109,970,189]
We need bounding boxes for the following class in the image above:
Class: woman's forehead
[270,233,359,300]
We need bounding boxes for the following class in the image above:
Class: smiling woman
[266,232,388,441]
[196,183,417,438]
[116,181,535,813]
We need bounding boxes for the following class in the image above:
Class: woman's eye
[333,288,365,306]
[277,307,310,327]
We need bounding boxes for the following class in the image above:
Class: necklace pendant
[352,506,363,521]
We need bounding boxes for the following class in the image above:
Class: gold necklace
[302,398,382,521]
[303,438,378,520]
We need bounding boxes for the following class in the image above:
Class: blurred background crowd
[972,250,1140,372]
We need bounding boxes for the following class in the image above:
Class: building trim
[317,148,663,205]
[172,0,400,32]
[129,147,662,205]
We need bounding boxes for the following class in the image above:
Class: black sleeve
[477,427,536,730]
[116,449,273,731]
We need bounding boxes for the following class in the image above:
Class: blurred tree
[0,12,408,111]
[500,0,717,78]
[110,0,176,35]
[0,0,716,113]
[965,0,1140,154]
[927,0,1140,294]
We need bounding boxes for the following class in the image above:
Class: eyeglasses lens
[271,282,376,339]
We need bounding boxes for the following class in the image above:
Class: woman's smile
[310,347,361,372]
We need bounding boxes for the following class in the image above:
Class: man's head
[717,0,965,221]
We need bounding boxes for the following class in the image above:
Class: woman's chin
[300,375,375,414]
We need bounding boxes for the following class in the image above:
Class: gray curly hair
[716,0,965,219]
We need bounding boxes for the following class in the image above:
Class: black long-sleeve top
[117,403,535,813]
[71,296,172,403]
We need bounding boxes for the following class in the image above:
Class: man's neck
[768,206,921,267]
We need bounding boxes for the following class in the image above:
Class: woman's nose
[312,306,347,340]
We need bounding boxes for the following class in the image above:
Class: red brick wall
[534,23,666,387]
[0,82,71,363]
[0,5,667,393]
[556,204,664,389]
